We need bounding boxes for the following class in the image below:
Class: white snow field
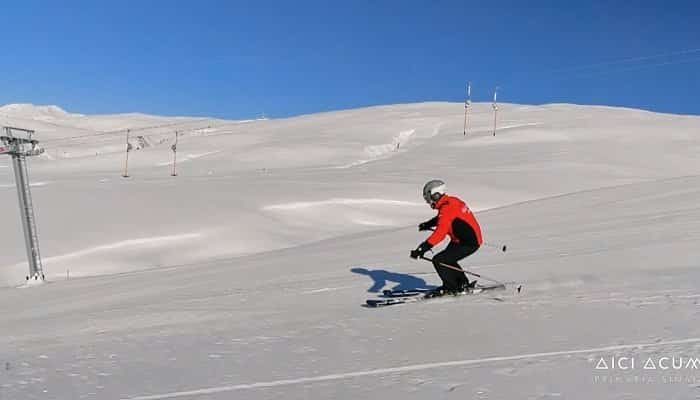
[1,102,700,399]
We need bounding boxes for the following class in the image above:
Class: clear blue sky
[1,0,699,118]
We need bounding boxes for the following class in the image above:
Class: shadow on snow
[351,267,435,293]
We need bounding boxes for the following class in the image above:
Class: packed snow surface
[1,102,700,399]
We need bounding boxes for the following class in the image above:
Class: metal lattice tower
[0,127,45,283]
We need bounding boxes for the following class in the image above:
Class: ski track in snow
[301,286,356,294]
[498,122,543,130]
[0,181,48,189]
[25,233,203,268]
[263,198,424,211]
[496,288,700,308]
[155,150,223,166]
[337,128,417,168]
[120,337,700,400]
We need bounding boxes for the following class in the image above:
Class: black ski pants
[432,241,479,291]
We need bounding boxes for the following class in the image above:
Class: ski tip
[474,283,506,291]
[365,300,382,307]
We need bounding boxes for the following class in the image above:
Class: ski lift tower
[0,126,45,283]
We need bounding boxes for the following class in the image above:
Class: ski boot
[424,286,447,298]
[451,280,477,295]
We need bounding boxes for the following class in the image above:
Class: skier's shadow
[351,267,435,293]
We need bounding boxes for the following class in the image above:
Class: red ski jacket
[426,194,483,247]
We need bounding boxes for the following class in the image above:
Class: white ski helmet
[422,179,446,205]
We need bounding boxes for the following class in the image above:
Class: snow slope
[1,102,699,399]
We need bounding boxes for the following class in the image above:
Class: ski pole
[420,256,504,286]
[483,242,507,252]
[425,229,507,253]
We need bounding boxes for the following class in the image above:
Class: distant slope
[0,102,699,286]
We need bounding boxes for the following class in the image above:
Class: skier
[410,179,483,295]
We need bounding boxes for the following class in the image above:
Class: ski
[366,295,427,307]
[367,283,506,308]
[381,288,431,297]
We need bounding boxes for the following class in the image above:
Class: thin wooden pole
[171,131,179,176]
[122,129,131,177]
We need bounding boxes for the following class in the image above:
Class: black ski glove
[418,216,438,231]
[410,241,433,259]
